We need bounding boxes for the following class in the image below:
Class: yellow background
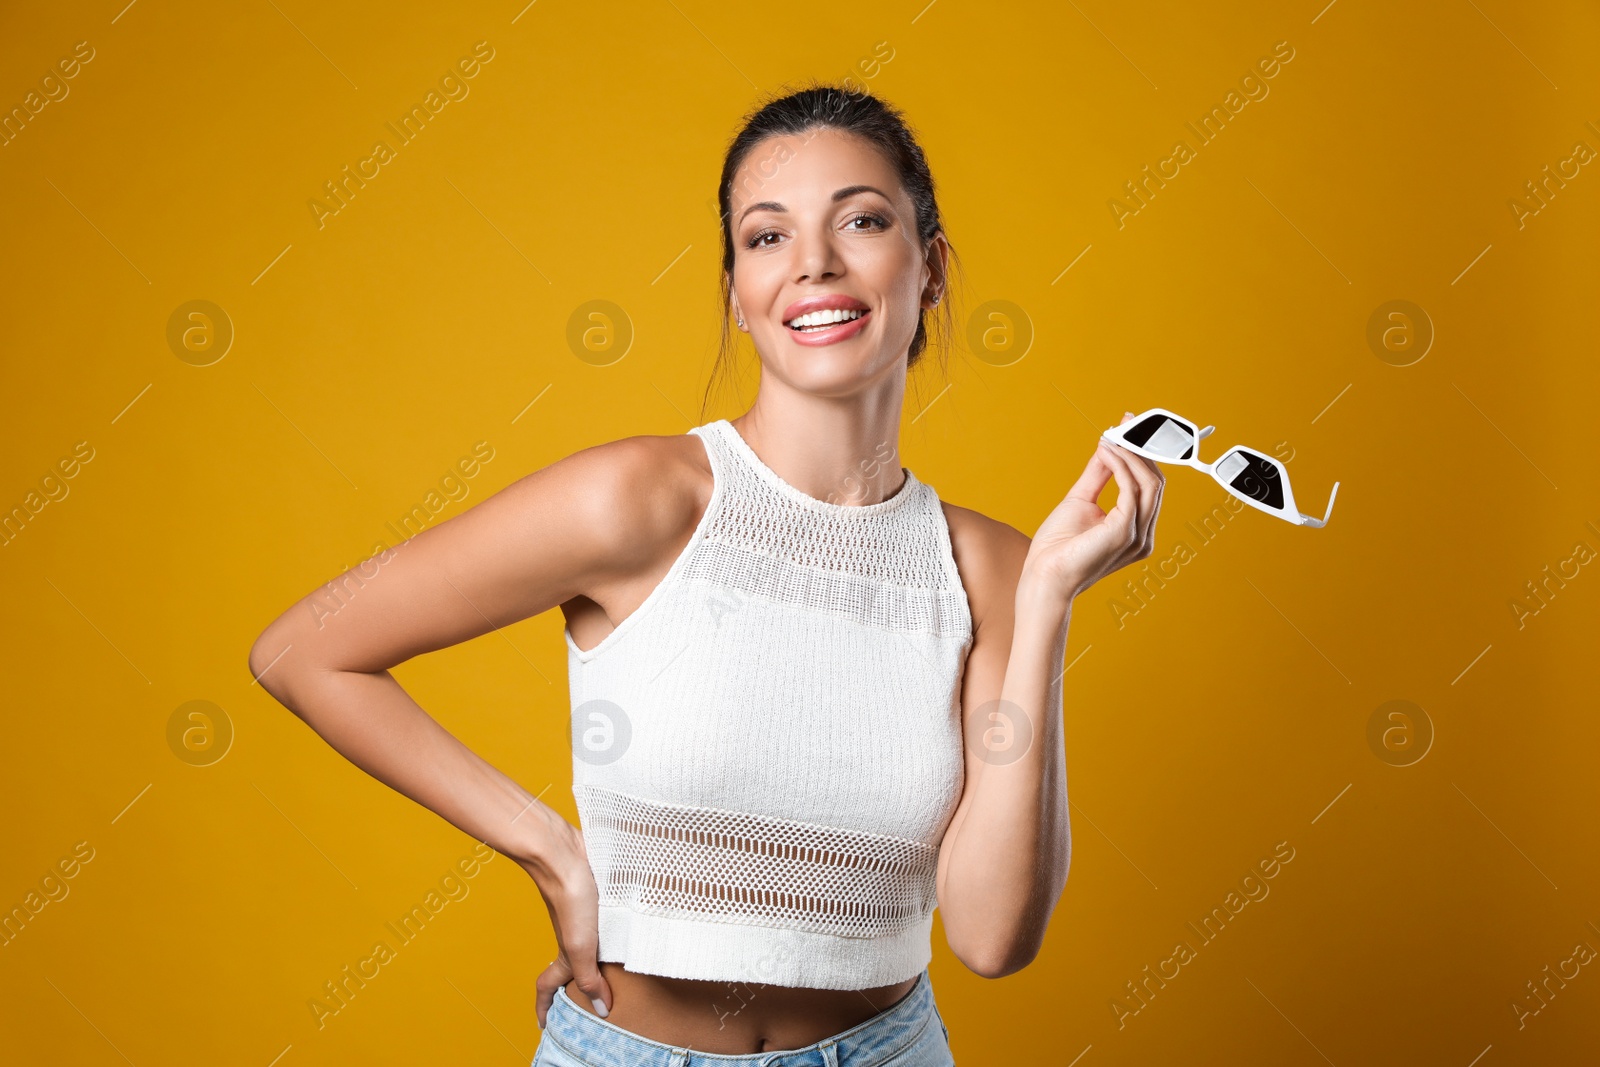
[3,0,1597,1063]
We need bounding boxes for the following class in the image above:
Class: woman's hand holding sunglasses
[1025,411,1166,603]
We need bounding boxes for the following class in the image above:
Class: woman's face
[727,126,944,397]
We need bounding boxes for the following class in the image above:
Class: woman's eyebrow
[737,184,892,225]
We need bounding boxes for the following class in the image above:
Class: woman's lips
[785,309,871,347]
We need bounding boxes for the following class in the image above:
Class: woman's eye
[744,214,886,249]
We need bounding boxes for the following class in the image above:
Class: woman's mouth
[783,308,871,346]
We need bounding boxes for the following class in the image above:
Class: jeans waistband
[542,969,935,1067]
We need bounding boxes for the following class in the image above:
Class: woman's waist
[559,963,924,1056]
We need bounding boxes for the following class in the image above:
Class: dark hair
[700,81,963,420]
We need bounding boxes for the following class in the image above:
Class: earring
[737,317,745,328]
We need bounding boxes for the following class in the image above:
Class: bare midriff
[562,962,919,1053]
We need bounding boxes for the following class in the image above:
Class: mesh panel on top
[576,784,940,940]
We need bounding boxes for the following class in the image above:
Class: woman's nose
[792,229,842,282]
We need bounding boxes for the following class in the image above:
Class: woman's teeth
[787,308,865,331]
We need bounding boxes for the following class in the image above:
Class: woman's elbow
[949,918,1049,980]
[248,623,299,699]
[959,938,1044,980]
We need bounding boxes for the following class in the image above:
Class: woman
[249,83,1163,1065]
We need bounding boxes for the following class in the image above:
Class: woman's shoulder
[560,429,711,496]
[940,499,1030,567]
[541,429,714,563]
[939,499,1032,631]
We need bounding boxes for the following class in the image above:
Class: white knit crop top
[563,418,973,990]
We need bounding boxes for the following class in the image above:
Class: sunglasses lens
[1215,449,1285,510]
[1121,414,1196,460]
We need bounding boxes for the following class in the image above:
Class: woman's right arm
[246,434,698,1025]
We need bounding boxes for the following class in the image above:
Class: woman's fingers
[1065,441,1115,506]
[535,956,570,1030]
[1067,411,1154,512]
[1107,440,1158,557]
[1141,469,1164,556]
[1109,419,1161,499]
[1037,410,1168,599]
[1103,414,1163,557]
[567,932,613,1019]
[1096,440,1143,552]
[522,822,615,1029]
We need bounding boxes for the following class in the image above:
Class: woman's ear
[921,232,950,310]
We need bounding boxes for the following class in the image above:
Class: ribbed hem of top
[596,905,934,991]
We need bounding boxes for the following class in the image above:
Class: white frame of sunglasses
[1101,407,1340,528]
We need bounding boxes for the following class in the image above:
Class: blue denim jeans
[532,968,955,1067]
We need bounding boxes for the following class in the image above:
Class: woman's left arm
[935,414,1164,978]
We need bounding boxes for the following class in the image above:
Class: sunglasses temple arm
[1298,481,1340,528]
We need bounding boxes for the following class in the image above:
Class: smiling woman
[704,85,963,419]
[254,78,1166,1067]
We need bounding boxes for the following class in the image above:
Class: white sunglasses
[1101,407,1340,528]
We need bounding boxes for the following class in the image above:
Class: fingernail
[594,999,609,1018]
[1124,411,1133,418]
